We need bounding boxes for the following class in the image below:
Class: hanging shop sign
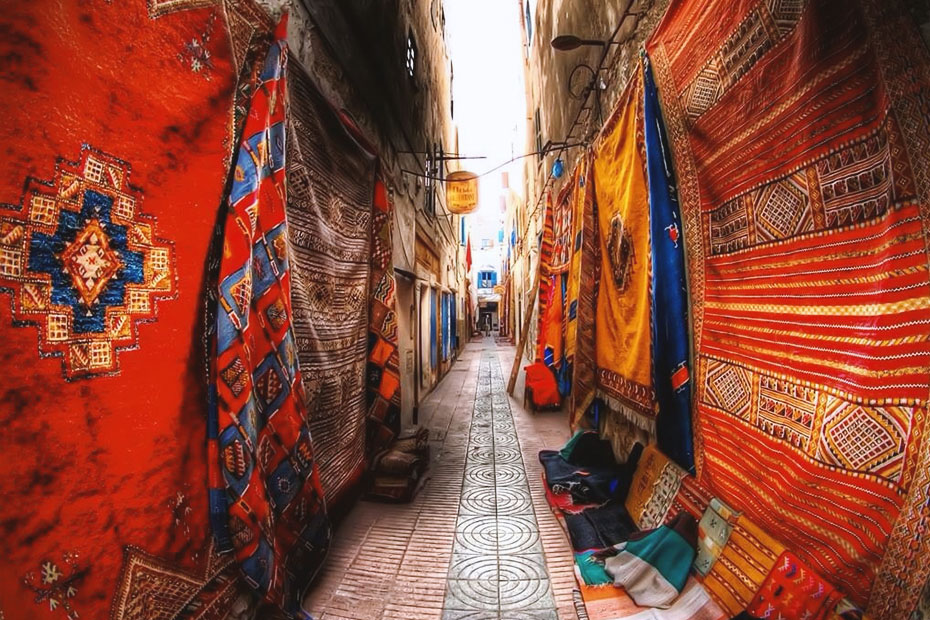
[446,171,479,214]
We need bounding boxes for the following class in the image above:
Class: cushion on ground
[575,576,727,620]
[604,512,698,608]
[564,502,638,551]
[626,444,687,530]
[699,514,784,615]
[540,449,631,505]
[693,499,739,577]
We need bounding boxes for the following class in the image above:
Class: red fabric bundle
[525,362,561,408]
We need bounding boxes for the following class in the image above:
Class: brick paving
[304,339,576,620]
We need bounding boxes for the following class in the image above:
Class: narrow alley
[305,340,575,620]
[2,1,930,620]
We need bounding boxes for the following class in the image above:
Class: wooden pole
[507,266,542,395]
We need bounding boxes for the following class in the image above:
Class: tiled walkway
[442,352,556,618]
[303,340,576,619]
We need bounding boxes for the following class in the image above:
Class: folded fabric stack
[540,434,868,620]
[366,426,430,503]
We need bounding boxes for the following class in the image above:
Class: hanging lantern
[552,157,564,179]
[446,171,479,214]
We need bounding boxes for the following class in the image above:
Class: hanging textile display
[534,192,556,363]
[0,0,274,618]
[536,273,564,367]
[535,180,573,380]
[566,156,600,429]
[592,74,658,434]
[643,55,694,472]
[366,178,402,458]
[211,18,331,615]
[285,52,377,505]
[647,0,930,613]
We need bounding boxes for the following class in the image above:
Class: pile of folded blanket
[366,426,430,502]
[539,432,867,620]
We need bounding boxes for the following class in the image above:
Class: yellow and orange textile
[565,157,600,429]
[593,76,657,433]
[648,0,930,613]
[701,515,784,616]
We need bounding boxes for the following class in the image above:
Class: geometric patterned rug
[648,0,930,614]
[285,58,377,506]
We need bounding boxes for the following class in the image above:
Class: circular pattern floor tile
[494,487,534,515]
[445,578,499,609]
[447,554,498,581]
[464,465,497,486]
[460,486,498,513]
[494,463,528,486]
[498,578,553,609]
[498,555,549,581]
[455,515,498,552]
[491,447,522,464]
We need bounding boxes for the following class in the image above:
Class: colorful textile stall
[647,0,930,613]
[643,56,694,472]
[211,19,331,615]
[285,55,376,506]
[0,0,274,618]
[366,178,402,458]
[592,75,658,440]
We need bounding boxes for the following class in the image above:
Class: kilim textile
[647,0,930,612]
[593,74,658,433]
[552,174,575,274]
[211,17,330,615]
[746,551,845,620]
[664,475,713,525]
[692,499,736,578]
[625,444,687,530]
[366,178,402,458]
[576,577,726,620]
[285,54,376,504]
[537,273,564,367]
[699,515,783,616]
[567,156,600,429]
[535,192,555,363]
[565,166,584,360]
[643,55,694,472]
[0,1,272,618]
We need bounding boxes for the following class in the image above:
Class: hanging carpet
[284,54,377,505]
[0,0,275,618]
[366,177,402,458]
[647,0,930,613]
[211,17,331,616]
[565,157,600,429]
[592,73,658,434]
[643,55,694,472]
